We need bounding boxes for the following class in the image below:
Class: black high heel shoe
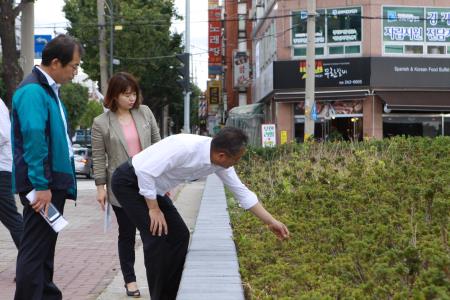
[124,284,141,298]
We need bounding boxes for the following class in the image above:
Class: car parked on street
[73,145,93,179]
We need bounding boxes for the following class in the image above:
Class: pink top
[121,120,142,157]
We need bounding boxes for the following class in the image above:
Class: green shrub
[229,137,450,299]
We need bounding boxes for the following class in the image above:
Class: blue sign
[34,35,52,59]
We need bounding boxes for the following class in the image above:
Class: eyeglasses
[67,63,80,71]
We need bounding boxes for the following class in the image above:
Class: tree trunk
[0,1,24,109]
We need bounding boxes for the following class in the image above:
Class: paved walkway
[0,175,243,299]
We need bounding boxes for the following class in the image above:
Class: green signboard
[292,9,326,46]
[326,7,362,43]
[426,8,450,42]
[383,7,425,41]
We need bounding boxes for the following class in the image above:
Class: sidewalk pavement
[0,178,204,300]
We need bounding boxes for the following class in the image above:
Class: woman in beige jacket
[92,72,160,297]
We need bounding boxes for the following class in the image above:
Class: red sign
[208,8,222,66]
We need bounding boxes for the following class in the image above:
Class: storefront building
[251,0,450,143]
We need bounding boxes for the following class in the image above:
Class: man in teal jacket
[11,34,83,300]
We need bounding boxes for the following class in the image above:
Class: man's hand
[31,190,52,215]
[96,186,107,211]
[268,220,290,240]
[149,207,168,236]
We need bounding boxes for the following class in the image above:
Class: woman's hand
[96,186,107,211]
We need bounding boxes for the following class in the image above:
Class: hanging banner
[233,51,250,87]
[207,80,221,115]
[209,8,222,77]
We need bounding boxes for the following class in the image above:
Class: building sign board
[383,6,450,43]
[425,7,450,42]
[371,57,450,89]
[208,8,222,76]
[383,7,424,42]
[273,57,370,89]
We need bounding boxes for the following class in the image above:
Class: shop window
[447,47,450,54]
[404,45,423,54]
[385,45,403,54]
[445,116,450,136]
[427,45,445,54]
[329,46,344,55]
[293,47,323,57]
[345,45,360,54]
[383,115,442,138]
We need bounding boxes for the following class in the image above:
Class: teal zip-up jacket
[11,66,77,200]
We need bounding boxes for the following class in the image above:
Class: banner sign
[383,6,450,43]
[292,7,361,46]
[208,8,222,76]
[261,124,276,147]
[273,57,370,89]
[233,51,250,87]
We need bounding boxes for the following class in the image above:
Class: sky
[34,0,208,91]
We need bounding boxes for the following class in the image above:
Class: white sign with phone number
[262,124,276,148]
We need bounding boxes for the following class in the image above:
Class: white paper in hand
[25,189,68,233]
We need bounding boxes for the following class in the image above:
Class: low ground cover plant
[228,137,450,299]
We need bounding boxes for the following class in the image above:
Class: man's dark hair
[41,34,84,67]
[211,127,248,156]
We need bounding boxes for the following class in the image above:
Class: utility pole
[304,0,316,141]
[109,0,114,77]
[97,0,108,95]
[21,2,34,75]
[183,0,191,133]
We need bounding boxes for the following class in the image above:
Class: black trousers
[112,204,137,284]
[14,190,66,300]
[111,161,190,300]
[0,171,23,249]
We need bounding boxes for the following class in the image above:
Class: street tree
[0,0,33,108]
[79,99,104,129]
[60,82,89,134]
[63,0,188,129]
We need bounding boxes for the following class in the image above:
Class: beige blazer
[91,105,161,206]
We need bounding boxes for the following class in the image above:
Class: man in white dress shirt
[0,98,23,250]
[111,127,289,300]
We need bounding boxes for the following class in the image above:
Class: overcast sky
[34,0,208,90]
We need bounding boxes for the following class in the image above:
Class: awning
[377,91,450,111]
[273,89,369,102]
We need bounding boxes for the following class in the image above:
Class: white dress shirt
[131,134,259,210]
[0,98,12,172]
[36,66,73,158]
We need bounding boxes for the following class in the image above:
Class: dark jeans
[0,171,23,249]
[14,190,66,300]
[112,205,137,284]
[111,161,190,300]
